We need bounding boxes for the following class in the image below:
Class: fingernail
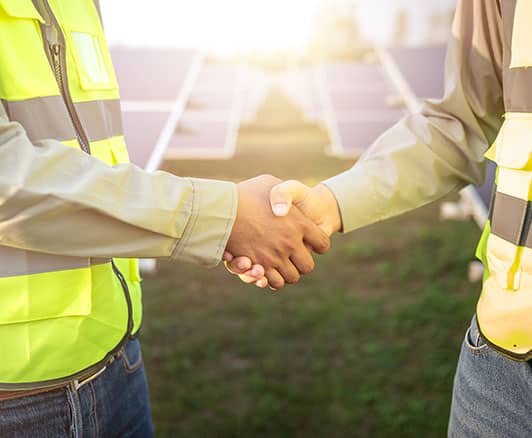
[272,203,289,216]
[238,260,248,270]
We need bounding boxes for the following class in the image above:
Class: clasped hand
[224,175,342,290]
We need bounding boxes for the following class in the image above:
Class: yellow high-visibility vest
[0,0,142,388]
[476,0,532,361]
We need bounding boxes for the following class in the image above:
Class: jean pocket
[464,317,490,355]
[121,338,143,374]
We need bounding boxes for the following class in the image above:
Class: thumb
[270,180,310,217]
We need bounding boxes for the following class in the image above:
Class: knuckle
[284,239,298,253]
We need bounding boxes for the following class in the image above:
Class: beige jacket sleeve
[0,104,237,268]
[324,0,504,233]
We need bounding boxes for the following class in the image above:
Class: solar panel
[323,63,389,91]
[164,63,243,159]
[193,64,239,91]
[111,48,198,101]
[187,89,238,112]
[319,62,405,158]
[166,119,237,159]
[387,46,447,99]
[328,90,396,112]
[336,118,400,156]
[121,111,170,169]
[110,47,202,169]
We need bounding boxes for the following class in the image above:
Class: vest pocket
[510,0,532,69]
[67,30,118,92]
[0,0,43,21]
[57,0,118,94]
[0,0,57,100]
[71,31,114,90]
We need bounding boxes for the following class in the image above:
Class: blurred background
[100,0,491,436]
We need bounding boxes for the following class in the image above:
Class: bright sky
[100,0,322,54]
[101,0,457,54]
[357,0,456,44]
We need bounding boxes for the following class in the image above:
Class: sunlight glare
[101,0,322,55]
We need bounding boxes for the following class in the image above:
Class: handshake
[224,175,342,290]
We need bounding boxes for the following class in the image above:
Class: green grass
[142,90,482,437]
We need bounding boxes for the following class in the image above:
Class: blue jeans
[0,338,154,437]
[449,316,532,437]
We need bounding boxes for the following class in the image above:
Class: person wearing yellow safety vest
[0,0,331,435]
[227,0,532,435]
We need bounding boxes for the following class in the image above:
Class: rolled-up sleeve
[324,0,504,233]
[0,105,237,267]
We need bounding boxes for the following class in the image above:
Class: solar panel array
[112,48,266,167]
[317,62,407,158]
[112,47,200,169]
[113,45,493,220]
[166,63,242,159]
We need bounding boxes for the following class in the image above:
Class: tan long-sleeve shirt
[0,103,237,268]
[324,0,505,232]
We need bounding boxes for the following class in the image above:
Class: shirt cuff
[322,162,387,233]
[172,178,238,268]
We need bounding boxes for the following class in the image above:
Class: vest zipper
[36,0,91,154]
[49,43,91,154]
[112,260,134,336]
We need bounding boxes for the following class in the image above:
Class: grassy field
[142,89,482,437]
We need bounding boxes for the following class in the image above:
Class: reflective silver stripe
[491,191,529,247]
[75,99,123,142]
[3,96,75,142]
[0,246,110,278]
[2,97,123,143]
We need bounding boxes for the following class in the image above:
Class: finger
[250,264,265,278]
[290,248,315,275]
[256,277,268,288]
[225,256,253,274]
[238,273,263,284]
[277,260,301,285]
[266,268,285,290]
[303,223,331,255]
[237,264,265,283]
[270,180,310,217]
[223,251,234,262]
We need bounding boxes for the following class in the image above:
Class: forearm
[0,115,237,267]
[323,110,490,232]
[324,0,504,233]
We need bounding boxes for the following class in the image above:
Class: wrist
[313,184,342,235]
